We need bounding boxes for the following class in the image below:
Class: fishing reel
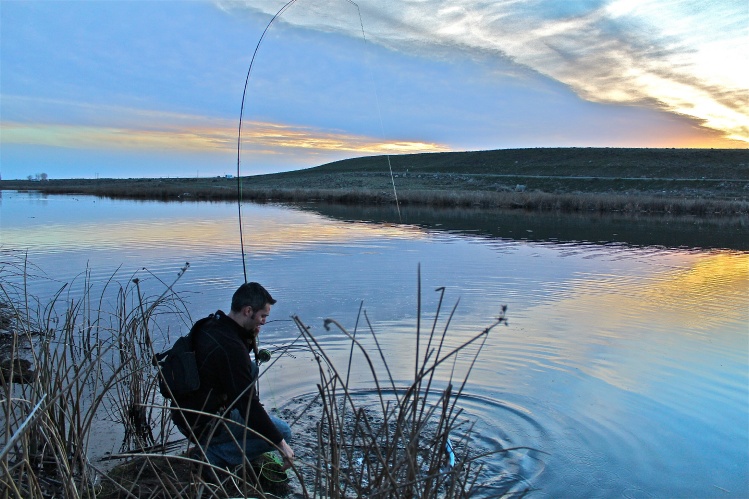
[256,348,272,365]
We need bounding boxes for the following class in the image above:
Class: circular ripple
[277,388,548,498]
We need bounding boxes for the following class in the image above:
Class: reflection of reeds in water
[1,254,515,498]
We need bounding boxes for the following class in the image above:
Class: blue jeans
[202,409,292,468]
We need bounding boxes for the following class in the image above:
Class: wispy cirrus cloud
[219,0,749,144]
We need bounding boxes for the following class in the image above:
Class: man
[172,282,294,470]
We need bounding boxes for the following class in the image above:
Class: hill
[303,147,748,179]
[244,147,748,202]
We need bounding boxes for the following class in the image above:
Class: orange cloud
[0,118,448,156]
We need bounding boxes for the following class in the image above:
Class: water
[2,190,747,497]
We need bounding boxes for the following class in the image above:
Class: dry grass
[4,181,746,216]
[0,253,189,498]
[285,271,513,498]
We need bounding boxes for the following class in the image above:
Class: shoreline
[2,181,747,217]
[2,147,747,217]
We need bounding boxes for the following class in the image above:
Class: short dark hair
[231,282,276,313]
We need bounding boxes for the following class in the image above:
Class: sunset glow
[1,120,446,156]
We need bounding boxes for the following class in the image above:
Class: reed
[5,177,746,216]
[1,255,517,498]
[289,282,513,498]
[0,254,190,498]
[1,257,108,497]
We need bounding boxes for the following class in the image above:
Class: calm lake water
[2,190,748,498]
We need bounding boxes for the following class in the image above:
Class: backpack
[153,315,212,399]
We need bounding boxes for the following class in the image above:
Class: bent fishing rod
[234,0,401,284]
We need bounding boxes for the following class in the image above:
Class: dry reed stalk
[289,267,509,498]
[0,255,192,498]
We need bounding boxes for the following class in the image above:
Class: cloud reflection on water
[519,250,748,399]
[3,201,426,255]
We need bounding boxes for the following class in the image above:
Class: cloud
[218,0,749,144]
[0,103,447,156]
[241,122,448,154]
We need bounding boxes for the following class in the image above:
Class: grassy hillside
[304,147,748,179]
[2,148,748,215]
[247,147,749,202]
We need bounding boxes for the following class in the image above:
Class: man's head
[231,282,276,313]
[229,282,276,334]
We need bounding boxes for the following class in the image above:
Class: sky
[1,0,747,180]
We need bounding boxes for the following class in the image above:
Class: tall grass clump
[0,253,190,498]
[286,270,514,498]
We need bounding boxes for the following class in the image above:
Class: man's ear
[243,305,254,317]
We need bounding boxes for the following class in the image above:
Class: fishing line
[235,0,402,282]
[351,6,402,222]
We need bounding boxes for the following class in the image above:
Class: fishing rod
[235,0,402,283]
[233,0,298,369]
[236,0,298,284]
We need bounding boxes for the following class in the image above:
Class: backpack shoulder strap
[187,312,220,349]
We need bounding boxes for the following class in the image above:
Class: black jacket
[171,310,283,444]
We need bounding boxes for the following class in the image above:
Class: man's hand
[278,438,294,470]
